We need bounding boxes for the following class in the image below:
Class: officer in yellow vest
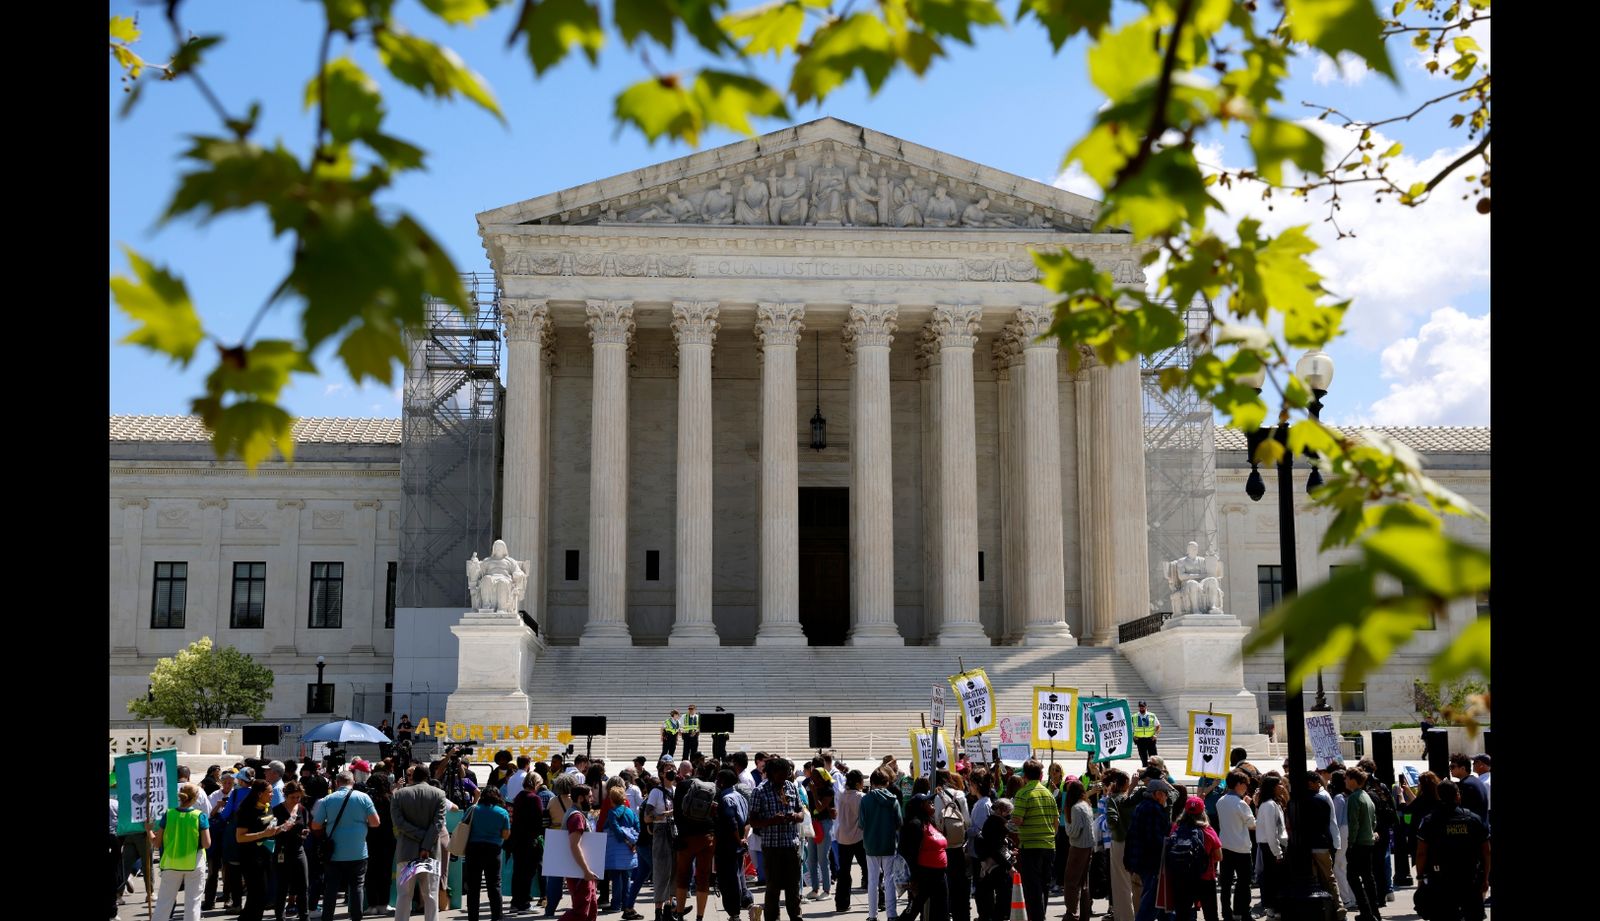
[662,708,682,758]
[682,704,702,759]
[1133,700,1161,766]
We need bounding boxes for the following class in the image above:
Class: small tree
[1412,677,1489,727]
[128,636,275,732]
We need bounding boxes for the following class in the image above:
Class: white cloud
[324,382,348,396]
[1366,307,1489,425]
[1313,51,1371,86]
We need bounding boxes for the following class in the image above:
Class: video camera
[443,743,475,758]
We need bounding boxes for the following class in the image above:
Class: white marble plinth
[448,617,535,727]
[1119,617,1259,732]
[1164,612,1242,630]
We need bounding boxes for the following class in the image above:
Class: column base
[1021,622,1079,646]
[933,622,989,646]
[581,622,634,647]
[755,623,809,647]
[668,624,721,647]
[847,623,904,646]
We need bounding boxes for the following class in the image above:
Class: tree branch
[1424,128,1490,193]
[1114,0,1196,186]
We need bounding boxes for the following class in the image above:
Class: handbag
[449,805,477,858]
[318,792,354,865]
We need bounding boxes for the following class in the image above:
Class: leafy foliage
[128,637,277,732]
[111,0,1490,690]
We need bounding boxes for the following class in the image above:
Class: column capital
[928,304,982,350]
[585,299,635,347]
[671,300,721,348]
[119,497,149,510]
[914,326,941,375]
[1013,305,1057,347]
[844,303,897,350]
[992,329,1026,372]
[501,298,551,343]
[198,498,228,510]
[755,302,805,350]
[277,498,306,510]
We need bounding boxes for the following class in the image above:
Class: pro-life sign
[1306,713,1343,770]
[1032,686,1077,751]
[1078,697,1107,754]
[1088,700,1133,764]
[1187,711,1234,780]
[931,683,947,730]
[948,668,996,738]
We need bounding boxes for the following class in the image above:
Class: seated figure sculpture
[1164,540,1225,616]
[467,539,530,614]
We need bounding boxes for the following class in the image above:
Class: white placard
[1033,687,1077,751]
[964,734,988,763]
[1306,714,1342,770]
[931,683,946,729]
[1187,711,1233,779]
[948,668,996,737]
[542,828,608,880]
[997,716,1032,745]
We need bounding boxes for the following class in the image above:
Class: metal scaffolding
[399,273,504,609]
[1142,304,1219,613]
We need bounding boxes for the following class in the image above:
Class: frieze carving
[198,498,228,510]
[576,142,1073,231]
[844,303,898,350]
[991,332,1025,371]
[235,509,268,530]
[355,499,383,510]
[586,299,636,347]
[671,301,721,349]
[120,497,149,510]
[277,499,306,510]
[929,305,983,350]
[313,510,345,529]
[157,507,190,528]
[755,302,805,350]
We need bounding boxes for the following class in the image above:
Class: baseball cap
[1184,795,1205,815]
[1472,754,1491,767]
[1138,700,1147,706]
[1147,779,1175,795]
[351,758,373,772]
[659,755,676,765]
[236,767,254,781]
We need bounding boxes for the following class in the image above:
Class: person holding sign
[1132,703,1160,767]
[559,784,601,921]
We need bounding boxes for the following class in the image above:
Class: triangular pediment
[477,117,1107,234]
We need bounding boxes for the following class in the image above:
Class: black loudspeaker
[1370,731,1393,787]
[1424,728,1450,776]
[571,716,608,737]
[808,716,832,750]
[700,712,734,734]
[242,725,281,746]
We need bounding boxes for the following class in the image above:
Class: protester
[643,762,678,921]
[1013,760,1059,921]
[862,767,905,921]
[751,757,806,921]
[362,773,396,917]
[901,793,951,921]
[674,761,720,921]
[714,768,754,921]
[1301,772,1342,907]
[805,757,837,902]
[1448,754,1489,826]
[1343,768,1382,921]
[202,765,223,796]
[1125,777,1172,921]
[973,797,1014,921]
[1059,779,1094,921]
[510,771,548,915]
[604,785,643,919]
[933,770,972,921]
[274,781,311,921]
[1356,758,1399,904]
[1213,771,1255,921]
[1253,774,1287,921]
[1414,781,1489,921]
[311,770,381,921]
[237,779,284,921]
[465,785,513,921]
[150,782,212,921]
[560,784,602,921]
[393,764,447,921]
[1164,795,1221,921]
[836,769,868,912]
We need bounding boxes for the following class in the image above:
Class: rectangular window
[1338,685,1367,712]
[384,682,393,716]
[385,561,397,629]
[309,562,344,628]
[565,550,579,581]
[1257,565,1284,615]
[151,562,188,629]
[1267,682,1286,711]
[978,551,985,582]
[230,562,266,629]
[645,550,660,582]
[306,683,335,714]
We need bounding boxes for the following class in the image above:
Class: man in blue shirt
[312,770,380,921]
[714,768,753,921]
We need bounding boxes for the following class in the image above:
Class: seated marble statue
[1164,540,1224,616]
[467,540,530,614]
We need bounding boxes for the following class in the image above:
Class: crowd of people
[109,742,1491,921]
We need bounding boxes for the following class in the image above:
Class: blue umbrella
[300,719,391,744]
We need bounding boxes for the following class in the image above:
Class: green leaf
[616,76,699,144]
[791,13,897,104]
[1245,563,1421,689]
[204,339,315,405]
[1283,0,1396,80]
[1248,118,1327,185]
[322,0,369,32]
[1288,419,1340,457]
[1222,39,1289,110]
[110,15,140,42]
[163,137,307,231]
[1283,373,1311,408]
[693,70,789,136]
[1430,618,1490,683]
[517,0,606,74]
[1380,141,1403,159]
[722,1,805,56]
[196,398,299,468]
[306,57,385,144]
[421,0,501,24]
[111,246,205,367]
[910,0,1004,45]
[170,35,223,77]
[1252,436,1284,468]
[337,316,408,385]
[1064,122,1138,188]
[1032,248,1111,297]
[376,26,505,119]
[1217,385,1267,434]
[1086,17,1161,102]
[1452,35,1481,54]
[1363,527,1492,597]
[1100,146,1218,239]
[1215,323,1272,350]
[364,133,428,172]
[1018,0,1112,49]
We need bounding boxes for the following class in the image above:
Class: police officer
[1415,779,1489,921]
[662,709,682,759]
[710,707,731,760]
[1132,701,1161,766]
[682,704,702,760]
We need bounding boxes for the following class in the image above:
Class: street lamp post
[1299,350,1335,713]
[1241,349,1335,888]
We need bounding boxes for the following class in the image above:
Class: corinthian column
[754,302,808,646]
[844,303,902,646]
[670,300,720,646]
[1080,346,1117,644]
[583,299,634,647]
[994,335,1027,643]
[930,304,987,645]
[501,298,552,621]
[1015,306,1076,645]
[1099,353,1152,630]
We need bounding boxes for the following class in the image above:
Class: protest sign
[909,728,955,779]
[543,829,608,879]
[1187,711,1233,779]
[1032,686,1077,751]
[964,734,988,764]
[1077,697,1106,753]
[948,668,996,737]
[1306,713,1343,770]
[931,683,946,729]
[997,716,1032,745]
[114,748,179,835]
[1088,700,1133,763]
[996,743,1032,766]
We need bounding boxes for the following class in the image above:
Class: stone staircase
[522,644,1222,767]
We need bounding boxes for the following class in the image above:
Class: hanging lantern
[810,335,826,451]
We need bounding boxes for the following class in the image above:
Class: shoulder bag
[448,804,477,858]
[317,792,353,865]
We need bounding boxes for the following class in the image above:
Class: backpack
[936,791,968,847]
[680,779,718,824]
[1369,782,1398,834]
[1164,823,1208,881]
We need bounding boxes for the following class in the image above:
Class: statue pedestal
[1118,614,1259,742]
[446,613,536,729]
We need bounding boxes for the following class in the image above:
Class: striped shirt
[1095,796,1111,850]
[1014,781,1058,849]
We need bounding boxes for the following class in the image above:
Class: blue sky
[109,1,1489,427]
